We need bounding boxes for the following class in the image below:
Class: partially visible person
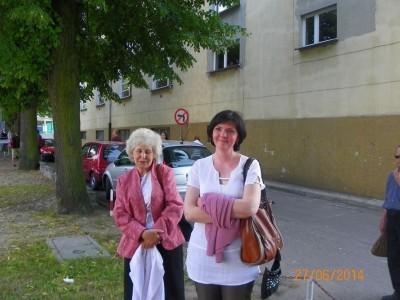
[111,129,122,141]
[0,129,7,139]
[1,129,8,156]
[113,128,185,300]
[184,110,264,300]
[10,132,20,167]
[193,136,203,145]
[380,145,400,300]
[37,131,44,152]
[160,131,168,141]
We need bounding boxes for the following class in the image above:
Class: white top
[186,154,265,285]
[130,245,165,300]
[140,173,154,228]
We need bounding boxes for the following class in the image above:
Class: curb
[265,180,383,208]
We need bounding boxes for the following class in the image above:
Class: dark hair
[207,110,246,151]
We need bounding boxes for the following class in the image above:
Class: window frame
[212,39,240,72]
[95,89,105,107]
[119,77,131,99]
[151,78,172,91]
[301,5,337,48]
[80,100,87,111]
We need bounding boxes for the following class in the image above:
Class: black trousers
[387,209,400,293]
[194,281,254,300]
[124,244,185,300]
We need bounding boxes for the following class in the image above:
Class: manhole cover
[47,235,111,262]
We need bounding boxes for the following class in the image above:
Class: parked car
[40,138,55,162]
[81,141,125,190]
[102,140,212,204]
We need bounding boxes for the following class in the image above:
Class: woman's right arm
[184,186,212,223]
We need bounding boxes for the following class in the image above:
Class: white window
[80,100,87,111]
[213,39,240,71]
[95,89,105,106]
[119,77,131,99]
[302,6,337,47]
[151,78,171,91]
[216,5,228,13]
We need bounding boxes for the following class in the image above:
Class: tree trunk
[19,102,39,170]
[48,0,91,214]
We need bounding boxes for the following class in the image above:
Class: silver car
[102,140,212,202]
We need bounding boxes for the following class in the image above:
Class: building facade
[80,0,400,199]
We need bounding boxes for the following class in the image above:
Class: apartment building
[80,0,400,199]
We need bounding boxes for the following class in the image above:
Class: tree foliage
[0,0,243,213]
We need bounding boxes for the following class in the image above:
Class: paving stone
[47,235,110,262]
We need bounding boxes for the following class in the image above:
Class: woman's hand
[141,228,164,249]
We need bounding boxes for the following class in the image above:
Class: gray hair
[126,128,162,161]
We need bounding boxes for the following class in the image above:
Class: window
[80,100,87,111]
[213,39,240,71]
[119,77,131,99]
[151,78,171,91]
[214,2,239,14]
[80,131,86,140]
[96,130,104,141]
[95,90,105,106]
[302,6,337,47]
[119,129,130,141]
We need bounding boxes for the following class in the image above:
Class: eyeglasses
[395,155,400,159]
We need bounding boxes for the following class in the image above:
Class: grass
[0,184,54,208]
[0,241,123,300]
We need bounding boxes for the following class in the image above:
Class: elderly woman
[184,110,264,300]
[113,128,185,300]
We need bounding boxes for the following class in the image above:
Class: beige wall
[80,0,400,199]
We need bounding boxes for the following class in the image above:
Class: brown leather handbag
[240,158,283,265]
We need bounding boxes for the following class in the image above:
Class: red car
[40,139,55,162]
[81,141,125,190]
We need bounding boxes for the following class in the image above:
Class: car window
[163,146,211,168]
[44,139,54,147]
[103,144,125,162]
[115,150,133,166]
[81,144,91,157]
[89,144,98,157]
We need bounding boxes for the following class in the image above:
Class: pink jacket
[113,162,185,258]
[201,193,240,263]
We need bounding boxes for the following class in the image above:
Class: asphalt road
[270,188,390,300]
[93,185,390,299]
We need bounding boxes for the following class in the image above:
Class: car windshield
[163,146,211,168]
[115,150,133,166]
[103,144,125,162]
[44,139,54,147]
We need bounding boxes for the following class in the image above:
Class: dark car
[81,141,125,190]
[102,140,212,204]
[40,139,55,162]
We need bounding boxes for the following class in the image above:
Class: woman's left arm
[232,159,263,218]
[152,166,183,237]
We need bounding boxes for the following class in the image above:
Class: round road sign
[174,108,189,125]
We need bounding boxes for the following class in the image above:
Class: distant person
[184,110,264,300]
[380,145,400,300]
[113,128,185,300]
[193,136,202,145]
[0,129,7,139]
[10,132,20,167]
[111,129,122,142]
[37,131,44,152]
[160,131,168,141]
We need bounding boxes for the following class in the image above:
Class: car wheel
[89,173,98,190]
[105,177,112,201]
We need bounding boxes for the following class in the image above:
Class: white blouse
[186,154,265,285]
[140,172,154,229]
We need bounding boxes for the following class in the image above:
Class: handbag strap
[243,157,282,268]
